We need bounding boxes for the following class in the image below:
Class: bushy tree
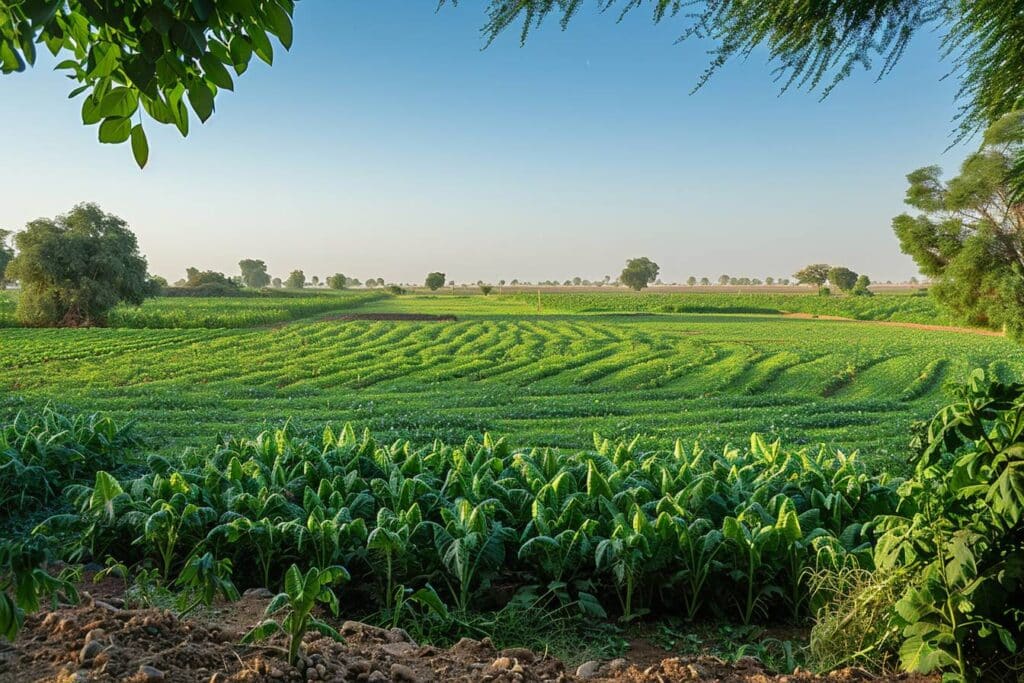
[852,274,873,296]
[425,272,446,291]
[894,111,1024,339]
[700,277,710,286]
[479,284,493,295]
[620,257,659,292]
[718,274,730,286]
[686,276,697,286]
[0,229,13,288]
[238,259,271,288]
[184,267,235,288]
[327,273,347,290]
[828,266,859,293]
[285,270,305,289]
[5,203,152,326]
[271,277,282,288]
[794,264,831,292]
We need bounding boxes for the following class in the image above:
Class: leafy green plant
[0,538,78,641]
[242,564,349,666]
[175,552,239,616]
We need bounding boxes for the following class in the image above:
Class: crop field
[2,292,1020,472]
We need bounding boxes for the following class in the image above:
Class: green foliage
[870,370,1024,680]
[0,405,139,519]
[828,267,859,294]
[479,284,493,295]
[893,111,1024,341]
[794,264,830,291]
[0,228,12,287]
[285,269,305,289]
[175,551,239,616]
[619,257,659,292]
[0,537,78,641]
[327,273,347,290]
[5,203,152,326]
[184,267,238,289]
[242,564,349,666]
[425,272,446,291]
[852,275,873,297]
[238,259,271,289]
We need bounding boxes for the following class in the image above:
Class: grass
[1,292,1021,473]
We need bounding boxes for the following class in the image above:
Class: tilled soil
[0,592,934,682]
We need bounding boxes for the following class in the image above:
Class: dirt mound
[0,594,935,682]
[321,313,457,322]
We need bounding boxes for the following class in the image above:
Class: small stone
[381,642,416,658]
[367,671,388,683]
[607,658,628,673]
[491,657,513,671]
[79,640,104,665]
[307,668,321,681]
[575,660,602,679]
[269,667,285,679]
[390,663,418,682]
[138,665,166,681]
[499,648,535,663]
[244,587,274,599]
[387,628,415,644]
[83,628,106,645]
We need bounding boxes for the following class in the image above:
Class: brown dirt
[781,312,1004,337]
[0,590,936,683]
[320,313,457,322]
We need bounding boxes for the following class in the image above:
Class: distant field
[2,292,1019,473]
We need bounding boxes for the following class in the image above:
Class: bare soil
[320,313,457,322]
[0,588,936,683]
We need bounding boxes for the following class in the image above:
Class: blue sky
[0,2,967,283]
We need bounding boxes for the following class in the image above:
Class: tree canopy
[285,269,305,289]
[893,111,1024,340]
[238,259,271,288]
[425,272,446,291]
[828,266,859,293]
[620,257,659,291]
[794,264,830,291]
[0,229,13,287]
[3,0,1023,183]
[5,203,152,326]
[327,273,346,290]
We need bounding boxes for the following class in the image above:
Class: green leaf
[98,117,132,144]
[187,82,214,122]
[266,4,294,49]
[99,87,138,118]
[229,36,252,75]
[199,54,234,91]
[130,125,149,168]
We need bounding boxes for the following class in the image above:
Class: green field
[2,291,1020,471]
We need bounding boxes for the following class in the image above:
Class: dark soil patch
[0,592,938,682]
[321,313,457,322]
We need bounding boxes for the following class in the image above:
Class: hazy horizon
[0,2,971,283]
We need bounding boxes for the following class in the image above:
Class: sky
[0,2,971,283]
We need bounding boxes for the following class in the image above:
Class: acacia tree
[5,203,152,326]
[285,270,305,289]
[425,272,446,291]
[827,266,859,293]
[238,259,271,288]
[620,257,659,292]
[794,264,831,292]
[894,112,1024,340]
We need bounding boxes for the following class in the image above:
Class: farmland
[1,291,1020,470]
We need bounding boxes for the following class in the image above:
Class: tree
[686,276,697,286]
[765,277,774,286]
[285,270,305,289]
[5,203,152,326]
[238,259,271,288]
[479,284,493,295]
[311,275,320,287]
[0,229,13,288]
[794,264,831,292]
[425,272,446,291]
[894,111,1024,339]
[184,267,235,288]
[327,273,347,290]
[272,277,282,288]
[827,266,859,293]
[852,275,873,297]
[619,257,660,292]
[718,275,730,286]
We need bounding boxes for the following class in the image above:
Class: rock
[243,587,274,599]
[575,660,602,679]
[491,657,514,671]
[78,640,104,665]
[499,648,535,664]
[83,628,106,645]
[138,665,166,681]
[387,627,415,644]
[367,671,388,683]
[381,642,416,658]
[341,620,390,640]
[307,668,320,681]
[607,658,628,673]
[390,663,419,682]
[92,600,121,612]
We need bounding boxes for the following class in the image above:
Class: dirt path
[781,312,1005,337]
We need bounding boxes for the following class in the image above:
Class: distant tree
[765,276,774,285]
[387,285,406,295]
[700,277,710,286]
[5,203,152,326]
[894,112,1024,339]
[620,257,660,292]
[718,275,730,285]
[238,259,271,288]
[751,278,762,285]
[781,278,791,286]
[364,278,376,289]
[794,264,831,292]
[511,279,520,286]
[327,273,347,290]
[185,267,236,288]
[908,276,920,285]
[480,284,493,295]
[148,275,168,292]
[425,272,446,291]
[686,276,697,286]
[272,277,283,288]
[852,274,873,296]
[311,275,320,287]
[173,278,187,287]
[828,266,859,293]
[285,270,305,289]
[0,229,13,288]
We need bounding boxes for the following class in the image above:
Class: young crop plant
[242,564,350,667]
[174,552,240,616]
[432,498,513,614]
[0,538,78,641]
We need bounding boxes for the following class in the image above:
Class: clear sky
[0,2,970,283]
